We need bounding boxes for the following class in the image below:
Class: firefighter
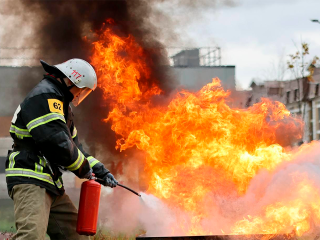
[5,59,118,240]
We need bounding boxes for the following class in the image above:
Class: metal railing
[167,47,221,67]
[0,47,222,67]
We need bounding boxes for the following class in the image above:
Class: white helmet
[40,58,97,106]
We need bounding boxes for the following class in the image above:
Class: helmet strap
[58,77,74,102]
[43,74,74,103]
[67,85,75,91]
[60,77,75,91]
[59,77,68,88]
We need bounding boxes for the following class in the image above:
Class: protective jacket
[5,75,109,195]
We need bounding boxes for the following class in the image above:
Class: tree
[287,42,319,142]
[287,42,319,114]
[261,49,289,81]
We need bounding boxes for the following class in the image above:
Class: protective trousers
[10,184,90,240]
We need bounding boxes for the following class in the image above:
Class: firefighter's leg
[10,184,52,240]
[47,192,90,240]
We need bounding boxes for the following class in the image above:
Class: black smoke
[1,0,177,174]
[1,0,236,174]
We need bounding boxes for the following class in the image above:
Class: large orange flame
[90,23,307,235]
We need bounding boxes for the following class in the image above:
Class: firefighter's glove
[103,173,118,188]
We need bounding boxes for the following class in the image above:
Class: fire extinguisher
[77,175,140,236]
[76,178,101,236]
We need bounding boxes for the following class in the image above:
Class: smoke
[0,0,238,168]
[99,191,181,236]
[98,141,320,237]
[0,0,175,161]
[142,0,238,47]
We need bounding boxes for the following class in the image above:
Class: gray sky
[1,0,319,90]
[169,0,320,89]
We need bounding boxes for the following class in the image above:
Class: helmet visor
[72,88,92,107]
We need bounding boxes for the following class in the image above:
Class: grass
[0,199,15,233]
[0,199,145,240]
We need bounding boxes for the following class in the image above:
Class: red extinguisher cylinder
[77,179,101,235]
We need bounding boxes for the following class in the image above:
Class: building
[246,69,320,143]
[169,48,236,91]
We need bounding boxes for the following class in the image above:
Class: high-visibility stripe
[35,163,43,173]
[56,177,63,188]
[35,157,47,173]
[65,149,85,171]
[5,168,63,188]
[9,125,32,138]
[9,152,19,168]
[27,113,65,132]
[39,157,46,168]
[87,156,100,168]
[72,126,77,138]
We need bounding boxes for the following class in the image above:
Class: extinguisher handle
[94,177,105,185]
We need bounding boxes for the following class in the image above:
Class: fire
[232,178,320,236]
[90,21,162,106]
[89,21,311,236]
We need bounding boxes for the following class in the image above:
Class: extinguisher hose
[95,178,141,197]
[117,183,141,197]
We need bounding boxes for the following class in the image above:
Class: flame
[232,178,320,236]
[91,21,161,106]
[89,22,310,236]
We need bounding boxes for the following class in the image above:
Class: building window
[268,87,279,95]
[316,84,319,96]
[294,89,298,101]
[286,91,290,104]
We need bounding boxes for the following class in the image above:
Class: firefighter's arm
[21,95,91,178]
[72,130,117,187]
[71,126,110,179]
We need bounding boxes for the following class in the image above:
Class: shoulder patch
[48,99,64,115]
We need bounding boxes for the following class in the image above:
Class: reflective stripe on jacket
[6,76,109,195]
